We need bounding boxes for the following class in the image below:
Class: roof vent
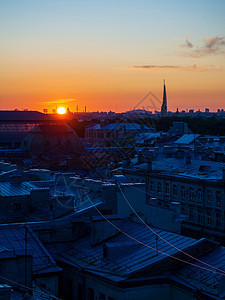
[103,241,142,261]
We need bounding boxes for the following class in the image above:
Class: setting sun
[57,107,66,115]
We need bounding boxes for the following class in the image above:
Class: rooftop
[0,111,54,121]
[46,220,197,280]
[0,224,60,275]
[0,182,30,197]
[130,157,225,181]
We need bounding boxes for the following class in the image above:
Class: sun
[57,107,66,114]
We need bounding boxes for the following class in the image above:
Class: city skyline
[1,0,225,112]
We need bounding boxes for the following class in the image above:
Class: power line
[0,274,62,300]
[84,190,225,276]
[118,183,225,276]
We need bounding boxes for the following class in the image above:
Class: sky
[0,0,225,113]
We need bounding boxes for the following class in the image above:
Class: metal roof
[46,221,197,279]
[86,123,150,131]
[0,224,59,275]
[0,111,54,121]
[102,123,150,130]
[175,134,200,144]
[176,245,225,297]
[0,182,30,197]
[134,158,225,180]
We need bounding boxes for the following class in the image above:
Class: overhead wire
[84,190,225,276]
[0,274,61,300]
[117,183,225,275]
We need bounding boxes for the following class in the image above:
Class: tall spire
[161,79,167,116]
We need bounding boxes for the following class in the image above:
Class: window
[197,210,203,224]
[103,247,107,259]
[99,293,106,300]
[207,190,213,204]
[68,279,73,300]
[165,183,170,195]
[181,186,186,198]
[189,187,194,201]
[216,212,221,228]
[198,189,203,201]
[173,185,177,198]
[206,211,211,225]
[157,182,162,194]
[189,207,193,221]
[13,203,21,211]
[150,181,154,192]
[181,207,186,215]
[216,191,222,207]
[58,274,63,298]
[77,283,82,300]
[89,288,94,300]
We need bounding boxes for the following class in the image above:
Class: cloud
[132,65,179,70]
[130,64,222,72]
[180,36,194,49]
[180,36,225,58]
[42,99,76,104]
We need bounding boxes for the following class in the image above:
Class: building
[122,156,225,244]
[0,111,55,149]
[43,215,225,300]
[85,123,153,146]
[161,80,167,117]
[0,223,61,298]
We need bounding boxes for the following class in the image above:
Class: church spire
[161,79,167,116]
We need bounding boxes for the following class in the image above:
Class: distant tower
[161,79,167,116]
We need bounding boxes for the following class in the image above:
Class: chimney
[102,184,117,214]
[170,202,181,216]
[103,241,141,261]
[91,215,124,246]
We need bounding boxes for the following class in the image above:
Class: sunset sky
[1,0,225,113]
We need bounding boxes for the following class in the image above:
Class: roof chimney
[91,215,124,246]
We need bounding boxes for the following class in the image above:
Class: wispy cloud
[180,36,225,58]
[180,35,193,49]
[132,65,179,70]
[130,64,222,72]
[41,99,76,104]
